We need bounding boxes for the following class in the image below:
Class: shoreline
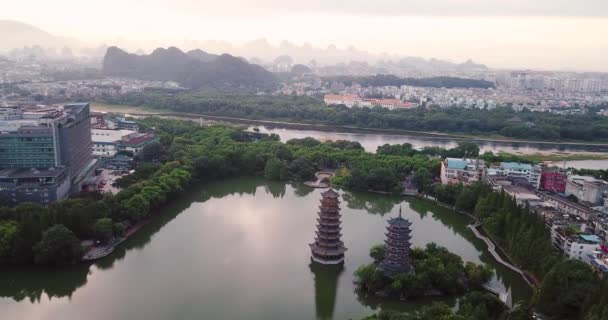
[81,220,149,262]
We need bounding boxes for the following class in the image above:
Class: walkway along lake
[0,177,533,320]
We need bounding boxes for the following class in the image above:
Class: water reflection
[0,178,532,319]
[0,265,89,303]
[309,261,344,320]
[251,125,608,155]
[341,191,401,216]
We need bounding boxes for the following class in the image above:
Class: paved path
[468,223,535,288]
[482,283,512,309]
[304,172,334,188]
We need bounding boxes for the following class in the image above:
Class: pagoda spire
[379,206,413,276]
[309,188,347,264]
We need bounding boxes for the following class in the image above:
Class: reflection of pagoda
[309,261,344,320]
[310,188,347,264]
[379,206,413,276]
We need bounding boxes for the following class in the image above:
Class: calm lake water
[0,177,531,320]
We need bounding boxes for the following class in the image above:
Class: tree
[33,225,83,266]
[413,168,432,192]
[0,220,19,261]
[369,244,385,264]
[139,142,165,161]
[93,218,114,242]
[464,262,493,287]
[537,260,599,319]
[264,158,288,181]
[453,141,480,158]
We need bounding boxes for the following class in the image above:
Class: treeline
[570,168,608,181]
[433,182,608,319]
[323,74,496,89]
[100,92,608,141]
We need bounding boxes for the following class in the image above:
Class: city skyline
[2,0,608,71]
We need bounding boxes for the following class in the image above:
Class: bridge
[482,283,513,309]
[468,223,537,288]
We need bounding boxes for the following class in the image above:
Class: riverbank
[91,102,608,148]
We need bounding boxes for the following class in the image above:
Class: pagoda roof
[321,188,340,198]
[310,244,347,255]
[387,206,412,227]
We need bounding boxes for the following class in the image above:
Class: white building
[440,158,486,185]
[551,227,602,263]
[487,162,542,189]
[91,129,135,157]
[565,175,608,206]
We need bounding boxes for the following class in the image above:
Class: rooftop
[580,234,602,243]
[501,162,532,170]
[446,158,467,170]
[387,207,412,227]
[0,167,67,179]
[321,188,339,198]
[121,132,156,146]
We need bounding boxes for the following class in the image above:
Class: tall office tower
[0,103,95,206]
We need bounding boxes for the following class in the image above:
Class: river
[90,104,608,169]
[0,177,532,320]
[247,126,608,169]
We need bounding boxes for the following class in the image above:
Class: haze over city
[3,0,608,71]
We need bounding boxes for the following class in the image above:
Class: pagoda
[379,206,413,276]
[309,188,347,264]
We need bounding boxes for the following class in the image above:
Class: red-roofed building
[541,168,568,193]
[118,132,157,155]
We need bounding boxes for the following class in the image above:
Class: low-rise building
[324,94,417,110]
[589,246,608,277]
[565,175,608,206]
[440,158,485,185]
[91,129,136,157]
[118,132,157,155]
[106,116,139,131]
[551,227,601,262]
[489,162,542,190]
[538,192,593,220]
[540,167,568,193]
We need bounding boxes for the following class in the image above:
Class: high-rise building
[0,103,95,206]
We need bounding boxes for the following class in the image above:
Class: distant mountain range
[190,38,489,71]
[0,20,81,52]
[102,46,277,89]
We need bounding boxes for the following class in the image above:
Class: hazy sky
[3,0,608,70]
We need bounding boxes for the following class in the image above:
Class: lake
[0,177,532,320]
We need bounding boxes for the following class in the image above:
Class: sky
[3,0,608,71]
